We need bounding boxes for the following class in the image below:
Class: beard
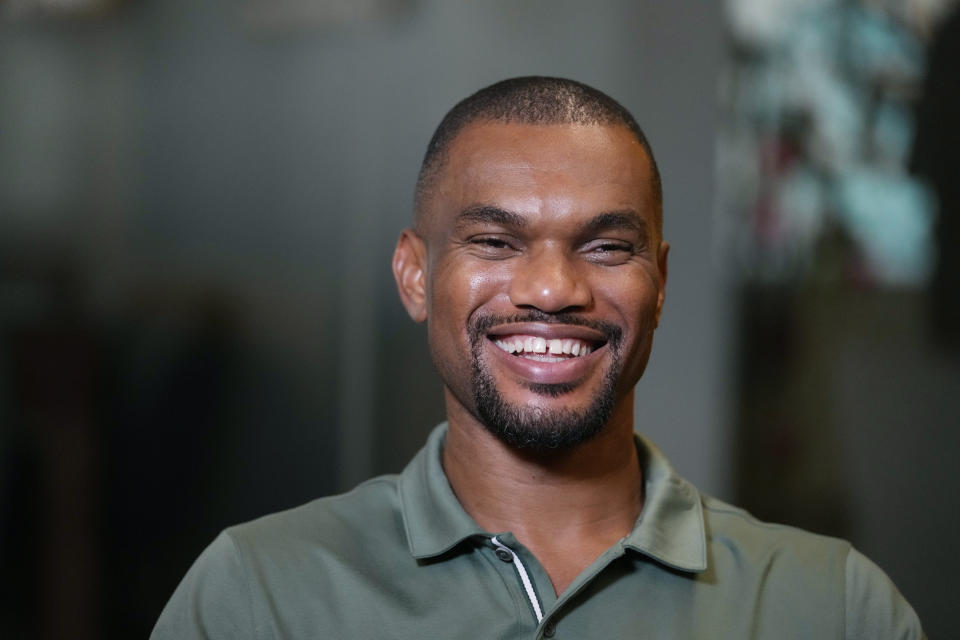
[467,312,623,452]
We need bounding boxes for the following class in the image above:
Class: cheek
[431,260,508,321]
[427,261,504,354]
[597,267,660,309]
[595,274,661,347]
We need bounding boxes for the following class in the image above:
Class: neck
[442,393,644,593]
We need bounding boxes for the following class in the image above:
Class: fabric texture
[152,424,923,639]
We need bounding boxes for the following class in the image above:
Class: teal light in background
[720,0,951,287]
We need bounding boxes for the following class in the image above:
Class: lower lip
[485,338,603,385]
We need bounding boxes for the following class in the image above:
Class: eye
[582,240,634,264]
[593,242,631,253]
[468,235,519,258]
[473,237,511,249]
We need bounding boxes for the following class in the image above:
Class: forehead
[427,121,656,232]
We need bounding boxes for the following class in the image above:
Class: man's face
[397,121,668,450]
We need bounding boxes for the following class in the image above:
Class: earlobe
[392,229,428,323]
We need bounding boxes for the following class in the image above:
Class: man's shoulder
[696,493,923,638]
[224,473,406,559]
[698,493,851,559]
[151,474,416,639]
[697,492,853,591]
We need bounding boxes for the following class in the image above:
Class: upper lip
[485,322,608,344]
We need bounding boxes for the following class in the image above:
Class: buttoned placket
[486,534,567,639]
[485,533,649,640]
[490,533,636,640]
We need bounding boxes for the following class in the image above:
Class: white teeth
[492,335,597,358]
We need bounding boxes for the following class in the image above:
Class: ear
[392,229,428,323]
[654,241,669,328]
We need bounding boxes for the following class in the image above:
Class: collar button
[494,548,513,563]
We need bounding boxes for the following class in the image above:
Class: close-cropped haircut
[413,76,663,232]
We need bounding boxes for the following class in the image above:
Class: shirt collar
[623,433,707,572]
[399,423,707,573]
[399,424,487,559]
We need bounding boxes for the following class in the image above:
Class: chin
[471,360,619,452]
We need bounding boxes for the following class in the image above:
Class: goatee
[468,312,623,452]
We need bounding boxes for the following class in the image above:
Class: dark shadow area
[912,5,960,357]
[0,242,341,637]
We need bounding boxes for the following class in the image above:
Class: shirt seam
[225,530,275,640]
[704,503,835,534]
[353,476,397,490]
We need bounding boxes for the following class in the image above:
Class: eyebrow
[580,210,648,239]
[454,204,649,238]
[455,204,527,229]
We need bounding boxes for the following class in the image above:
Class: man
[153,77,923,639]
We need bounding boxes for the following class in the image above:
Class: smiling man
[153,77,923,639]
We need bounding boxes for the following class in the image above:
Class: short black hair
[414,76,662,232]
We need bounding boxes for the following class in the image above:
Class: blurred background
[0,0,957,637]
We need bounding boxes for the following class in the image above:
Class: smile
[493,335,594,361]
[477,320,614,385]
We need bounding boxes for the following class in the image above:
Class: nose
[508,246,592,312]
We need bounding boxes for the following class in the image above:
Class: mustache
[469,311,622,344]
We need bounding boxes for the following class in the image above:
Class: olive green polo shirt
[152,424,923,639]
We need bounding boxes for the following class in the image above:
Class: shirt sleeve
[151,531,259,640]
[844,546,925,640]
